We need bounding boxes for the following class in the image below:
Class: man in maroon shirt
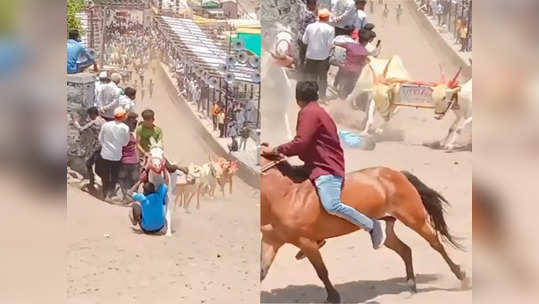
[263,81,386,249]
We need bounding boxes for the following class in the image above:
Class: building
[221,0,238,19]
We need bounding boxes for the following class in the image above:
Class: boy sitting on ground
[129,182,168,234]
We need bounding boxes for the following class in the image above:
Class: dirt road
[67,64,260,303]
[260,1,472,303]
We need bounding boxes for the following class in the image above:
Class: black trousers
[297,39,307,73]
[335,27,348,37]
[86,150,100,187]
[101,159,121,199]
[305,58,330,99]
[119,163,139,199]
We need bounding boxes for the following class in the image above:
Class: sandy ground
[260,1,472,303]
[67,64,260,303]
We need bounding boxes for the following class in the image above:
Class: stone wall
[67,73,96,176]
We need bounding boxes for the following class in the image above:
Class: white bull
[346,56,409,135]
[432,78,473,150]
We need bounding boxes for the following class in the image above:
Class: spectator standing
[459,22,468,51]
[298,0,318,73]
[332,25,356,91]
[119,112,140,202]
[303,9,335,100]
[354,1,368,30]
[119,87,137,113]
[239,122,250,151]
[66,30,95,74]
[435,1,444,26]
[70,107,105,192]
[217,110,226,138]
[98,107,130,201]
[332,0,357,36]
[212,103,221,131]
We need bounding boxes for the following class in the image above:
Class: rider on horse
[262,81,386,249]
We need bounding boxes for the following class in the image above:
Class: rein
[261,157,287,174]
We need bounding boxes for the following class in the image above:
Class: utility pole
[99,5,108,69]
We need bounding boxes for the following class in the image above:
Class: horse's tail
[401,171,464,250]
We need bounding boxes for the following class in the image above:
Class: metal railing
[419,0,472,52]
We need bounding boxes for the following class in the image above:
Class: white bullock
[432,78,472,150]
[346,56,409,135]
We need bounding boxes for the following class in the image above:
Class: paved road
[261,1,472,303]
[67,63,260,304]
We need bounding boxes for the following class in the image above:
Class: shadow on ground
[261,273,464,303]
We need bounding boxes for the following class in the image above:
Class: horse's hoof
[407,279,417,293]
[460,271,472,289]
[325,293,341,303]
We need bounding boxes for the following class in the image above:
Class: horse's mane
[275,161,311,184]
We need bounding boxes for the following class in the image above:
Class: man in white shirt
[354,1,368,30]
[303,9,335,100]
[119,87,137,113]
[94,71,109,108]
[98,107,130,200]
[332,0,357,36]
[98,77,121,121]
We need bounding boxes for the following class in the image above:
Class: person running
[263,81,386,249]
[396,4,403,23]
[148,79,154,99]
[129,182,168,234]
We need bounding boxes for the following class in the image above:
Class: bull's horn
[449,67,462,88]
[439,64,447,83]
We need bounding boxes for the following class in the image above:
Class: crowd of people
[153,22,259,153]
[418,0,472,52]
[282,0,381,101]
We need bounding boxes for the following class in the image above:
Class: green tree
[67,0,87,38]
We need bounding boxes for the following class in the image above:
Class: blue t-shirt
[66,39,94,74]
[133,184,168,231]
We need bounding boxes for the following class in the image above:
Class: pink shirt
[121,133,138,164]
[342,42,368,73]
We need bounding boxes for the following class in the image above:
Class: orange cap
[318,9,331,20]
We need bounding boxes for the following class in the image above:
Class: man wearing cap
[98,107,131,201]
[303,9,335,100]
[95,72,109,108]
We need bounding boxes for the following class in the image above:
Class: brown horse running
[260,150,467,303]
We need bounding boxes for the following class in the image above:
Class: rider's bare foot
[295,240,327,260]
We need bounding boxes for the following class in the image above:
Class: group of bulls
[169,157,239,211]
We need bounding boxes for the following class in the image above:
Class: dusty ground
[260,1,472,303]
[67,64,260,303]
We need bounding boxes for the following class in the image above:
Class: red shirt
[342,42,368,73]
[278,102,345,180]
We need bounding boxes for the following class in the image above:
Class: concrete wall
[156,63,261,189]
[405,0,471,79]
[67,73,96,176]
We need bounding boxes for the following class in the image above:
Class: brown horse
[260,150,467,303]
